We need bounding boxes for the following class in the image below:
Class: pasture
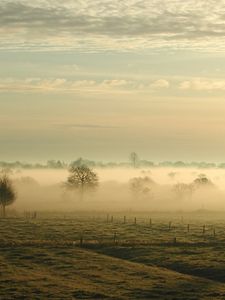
[1,211,225,299]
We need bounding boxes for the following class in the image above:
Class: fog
[9,168,225,212]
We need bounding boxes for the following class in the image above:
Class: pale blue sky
[1,0,225,162]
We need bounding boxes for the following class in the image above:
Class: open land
[1,212,225,299]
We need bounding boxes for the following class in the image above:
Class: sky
[1,0,225,162]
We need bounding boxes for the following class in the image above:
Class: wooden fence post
[202,225,205,235]
[80,233,83,247]
[113,232,117,244]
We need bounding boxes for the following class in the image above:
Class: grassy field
[1,211,225,299]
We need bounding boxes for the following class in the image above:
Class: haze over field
[14,167,225,187]
[1,1,225,213]
[5,167,225,212]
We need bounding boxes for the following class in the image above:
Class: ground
[1,211,225,299]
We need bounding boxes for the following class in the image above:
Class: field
[1,211,225,299]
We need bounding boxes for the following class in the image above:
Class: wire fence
[1,212,225,248]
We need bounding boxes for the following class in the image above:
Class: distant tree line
[0,156,225,170]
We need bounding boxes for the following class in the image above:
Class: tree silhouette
[173,183,193,200]
[66,165,98,200]
[0,175,16,217]
[192,174,214,188]
[129,152,139,168]
[129,176,155,200]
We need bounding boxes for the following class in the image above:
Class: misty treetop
[172,174,215,201]
[173,183,194,200]
[129,176,156,200]
[66,165,99,201]
[192,174,214,189]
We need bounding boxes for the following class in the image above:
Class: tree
[66,165,98,200]
[192,174,214,190]
[129,152,139,168]
[0,175,16,217]
[173,183,193,200]
[47,160,65,169]
[168,172,177,180]
[129,176,155,200]
[70,157,96,168]
[0,167,13,176]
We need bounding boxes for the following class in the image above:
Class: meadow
[1,211,225,299]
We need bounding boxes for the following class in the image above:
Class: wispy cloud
[0,77,171,94]
[150,79,170,89]
[179,78,225,91]
[0,77,134,95]
[1,1,225,52]
[4,76,225,94]
[58,123,119,129]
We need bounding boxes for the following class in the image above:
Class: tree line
[1,154,225,170]
[0,162,215,218]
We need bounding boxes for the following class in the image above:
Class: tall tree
[129,152,139,168]
[0,175,16,217]
[66,165,98,200]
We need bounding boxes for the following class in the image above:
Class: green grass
[1,211,225,299]
[1,246,225,299]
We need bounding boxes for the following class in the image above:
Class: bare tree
[0,167,13,176]
[66,165,98,200]
[173,183,193,200]
[129,176,155,200]
[129,152,139,168]
[0,175,16,217]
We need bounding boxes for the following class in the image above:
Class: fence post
[213,228,216,237]
[111,216,114,223]
[150,218,152,228]
[80,233,83,247]
[113,232,117,244]
[187,224,190,233]
[202,225,205,235]
[134,217,137,225]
